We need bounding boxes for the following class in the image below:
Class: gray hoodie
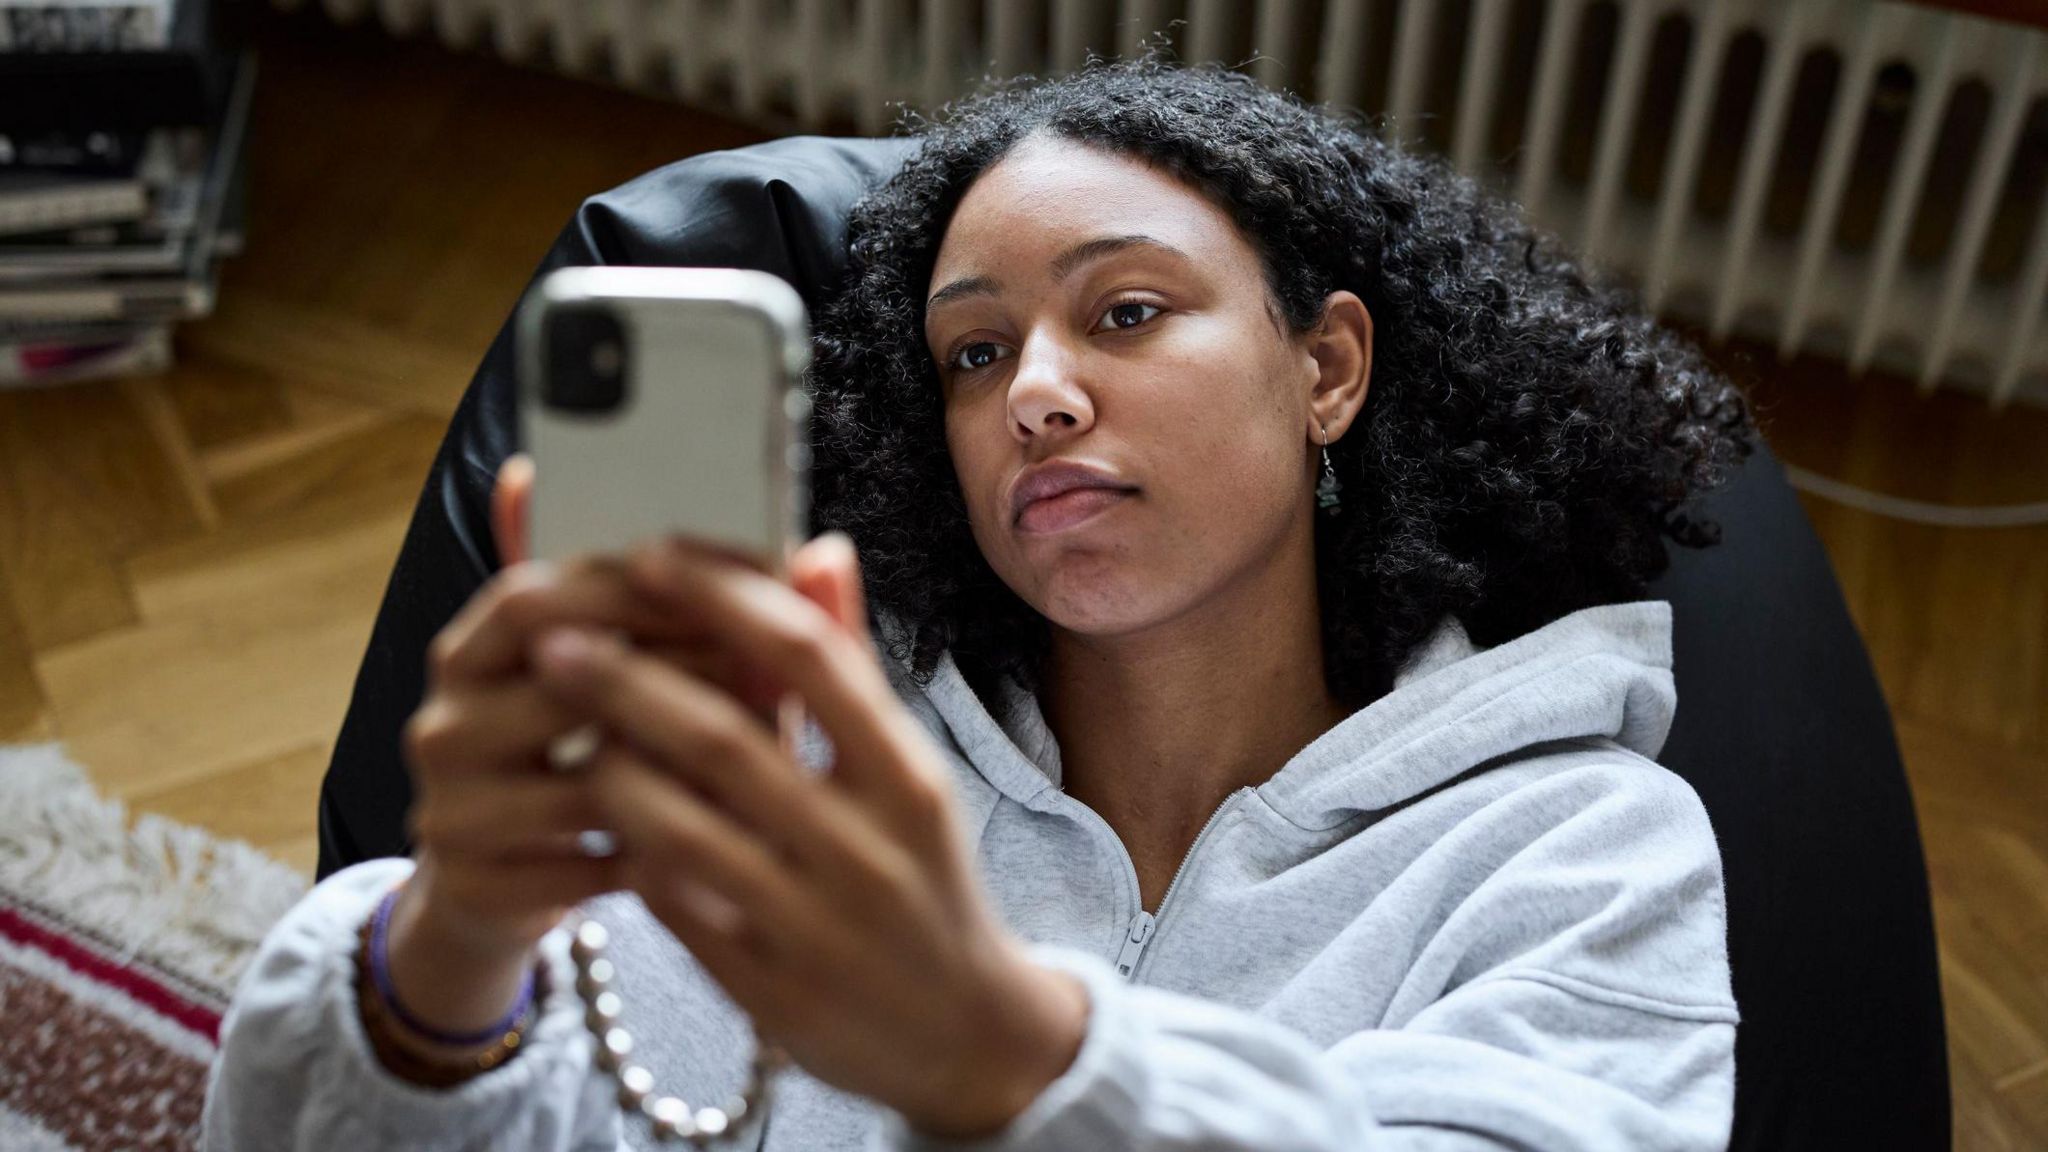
[201,599,1737,1152]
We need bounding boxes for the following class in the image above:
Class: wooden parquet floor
[0,10,768,874]
[1,8,2043,1147]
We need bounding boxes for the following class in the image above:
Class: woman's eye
[950,341,1009,373]
[1101,300,1162,330]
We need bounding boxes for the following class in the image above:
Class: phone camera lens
[544,307,629,413]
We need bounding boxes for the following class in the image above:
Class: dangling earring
[1316,422,1343,516]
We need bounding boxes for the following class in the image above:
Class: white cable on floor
[1780,462,2048,529]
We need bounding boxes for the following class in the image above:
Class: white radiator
[285,0,2048,409]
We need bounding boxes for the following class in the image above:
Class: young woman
[204,55,1753,1152]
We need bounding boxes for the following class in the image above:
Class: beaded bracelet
[546,721,791,1144]
[370,885,537,1047]
[353,910,542,1088]
[568,911,790,1145]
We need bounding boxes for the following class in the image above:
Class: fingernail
[631,546,668,582]
[536,628,593,673]
[675,880,743,934]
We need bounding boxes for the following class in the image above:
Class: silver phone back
[516,266,812,570]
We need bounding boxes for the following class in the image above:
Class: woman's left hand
[525,532,1088,1140]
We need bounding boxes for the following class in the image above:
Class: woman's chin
[1030,575,1194,641]
[989,528,1199,636]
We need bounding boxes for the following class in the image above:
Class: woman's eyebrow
[926,274,999,315]
[925,234,1192,313]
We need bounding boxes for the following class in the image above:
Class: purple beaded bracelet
[369,885,537,1048]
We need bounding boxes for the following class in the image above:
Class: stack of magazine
[0,0,252,388]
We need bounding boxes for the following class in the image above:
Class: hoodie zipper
[1100,786,1254,982]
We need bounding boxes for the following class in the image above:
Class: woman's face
[925,134,1366,640]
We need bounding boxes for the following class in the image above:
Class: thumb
[789,531,869,646]
[492,453,534,567]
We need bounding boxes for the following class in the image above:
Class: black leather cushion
[317,134,1948,1151]
[316,134,916,875]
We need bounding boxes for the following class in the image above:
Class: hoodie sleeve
[200,857,630,1152]
[869,762,1739,1152]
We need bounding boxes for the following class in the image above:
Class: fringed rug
[0,742,310,1152]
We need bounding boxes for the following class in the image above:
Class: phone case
[515,266,813,575]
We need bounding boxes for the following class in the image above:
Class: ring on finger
[548,721,604,772]
[547,721,621,857]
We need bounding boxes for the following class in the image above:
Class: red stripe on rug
[5,895,229,1012]
[0,905,222,1043]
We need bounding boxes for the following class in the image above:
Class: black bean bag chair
[314,134,1950,1152]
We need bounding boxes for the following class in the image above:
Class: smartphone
[514,265,813,575]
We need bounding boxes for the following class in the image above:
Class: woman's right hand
[381,452,743,1045]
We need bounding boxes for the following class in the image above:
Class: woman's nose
[1006,332,1094,443]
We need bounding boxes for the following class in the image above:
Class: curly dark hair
[807,52,1755,709]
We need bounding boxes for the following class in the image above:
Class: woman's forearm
[207,858,632,1151]
[366,881,543,1078]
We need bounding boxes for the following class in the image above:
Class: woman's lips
[1016,487,1132,534]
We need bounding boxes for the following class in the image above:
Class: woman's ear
[491,453,535,568]
[1307,290,1373,441]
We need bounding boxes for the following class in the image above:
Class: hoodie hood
[885,600,1677,834]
